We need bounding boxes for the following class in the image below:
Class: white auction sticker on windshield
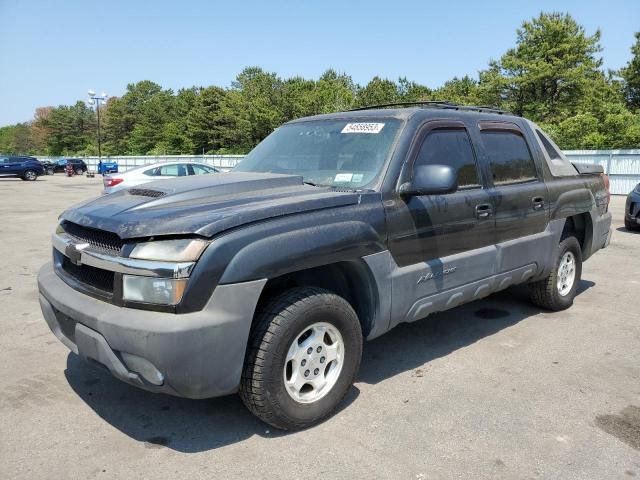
[334,173,353,182]
[341,122,385,134]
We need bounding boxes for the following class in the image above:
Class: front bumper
[627,194,640,224]
[38,262,266,399]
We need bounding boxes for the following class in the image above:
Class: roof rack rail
[350,101,510,115]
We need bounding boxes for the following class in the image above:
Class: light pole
[88,90,108,168]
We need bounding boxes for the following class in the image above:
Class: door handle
[531,196,545,210]
[475,203,493,219]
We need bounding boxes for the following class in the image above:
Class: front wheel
[75,168,83,175]
[240,287,362,430]
[529,236,582,311]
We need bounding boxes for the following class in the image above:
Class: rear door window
[480,130,537,185]
[156,164,188,176]
[189,164,216,175]
[413,128,481,189]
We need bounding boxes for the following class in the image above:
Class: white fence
[38,150,640,195]
[564,150,640,195]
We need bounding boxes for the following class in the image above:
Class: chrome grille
[61,256,115,294]
[62,222,122,255]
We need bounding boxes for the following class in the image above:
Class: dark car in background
[53,159,88,175]
[625,183,640,231]
[39,160,56,175]
[0,155,45,180]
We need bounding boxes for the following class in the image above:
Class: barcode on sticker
[341,123,385,134]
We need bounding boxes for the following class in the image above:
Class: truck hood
[61,172,362,239]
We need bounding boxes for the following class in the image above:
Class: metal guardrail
[37,150,640,195]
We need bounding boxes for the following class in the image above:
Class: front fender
[177,195,387,314]
[219,221,385,284]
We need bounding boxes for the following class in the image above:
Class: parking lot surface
[1,175,639,479]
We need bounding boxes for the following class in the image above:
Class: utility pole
[88,90,108,169]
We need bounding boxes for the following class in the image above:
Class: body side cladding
[363,221,566,337]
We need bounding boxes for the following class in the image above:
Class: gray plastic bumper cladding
[38,262,266,399]
[592,211,612,254]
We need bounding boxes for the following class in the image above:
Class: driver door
[384,120,497,325]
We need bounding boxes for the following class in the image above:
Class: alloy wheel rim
[283,322,344,404]
[26,171,36,180]
[557,251,576,296]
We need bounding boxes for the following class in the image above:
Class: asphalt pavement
[1,175,638,479]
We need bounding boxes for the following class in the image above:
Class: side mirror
[399,164,458,196]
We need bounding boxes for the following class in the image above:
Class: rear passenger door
[476,121,549,245]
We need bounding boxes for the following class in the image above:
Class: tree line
[1,12,639,157]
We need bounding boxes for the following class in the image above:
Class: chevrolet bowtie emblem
[65,242,90,266]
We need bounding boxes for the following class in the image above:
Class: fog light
[122,275,187,305]
[120,352,164,386]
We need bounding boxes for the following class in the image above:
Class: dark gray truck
[38,103,612,430]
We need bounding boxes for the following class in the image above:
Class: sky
[0,0,638,126]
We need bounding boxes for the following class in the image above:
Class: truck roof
[287,103,523,125]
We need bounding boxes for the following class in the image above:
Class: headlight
[122,275,187,305]
[129,239,207,262]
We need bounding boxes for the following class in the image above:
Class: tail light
[103,177,123,188]
[601,173,611,207]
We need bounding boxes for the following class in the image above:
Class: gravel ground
[0,174,638,480]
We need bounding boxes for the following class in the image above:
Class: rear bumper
[38,262,266,399]
[589,211,612,257]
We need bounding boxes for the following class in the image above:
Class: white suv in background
[102,162,219,194]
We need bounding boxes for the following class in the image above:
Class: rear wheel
[22,169,37,181]
[529,236,582,311]
[75,167,83,175]
[240,287,362,430]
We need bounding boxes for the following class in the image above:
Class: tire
[625,218,639,231]
[529,236,582,311]
[22,169,37,181]
[240,287,362,430]
[75,168,83,175]
[47,168,55,175]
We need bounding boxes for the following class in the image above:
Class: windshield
[234,118,403,188]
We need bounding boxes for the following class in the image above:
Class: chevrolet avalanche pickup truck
[38,102,612,430]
